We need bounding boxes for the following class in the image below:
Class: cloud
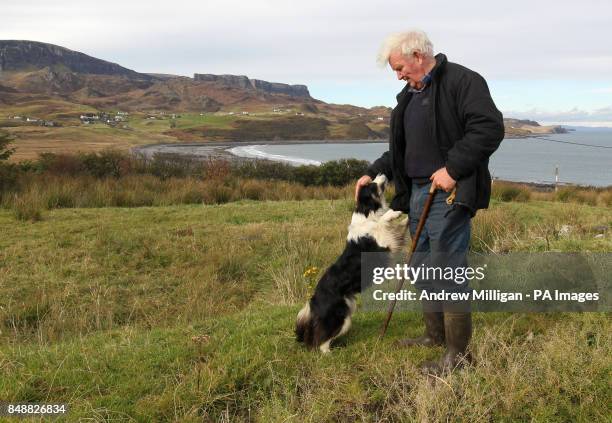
[3,0,612,114]
[4,0,612,79]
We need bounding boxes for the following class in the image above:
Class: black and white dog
[295,174,406,353]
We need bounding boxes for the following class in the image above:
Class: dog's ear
[357,182,372,199]
[356,183,382,217]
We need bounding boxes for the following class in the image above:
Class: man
[355,30,504,374]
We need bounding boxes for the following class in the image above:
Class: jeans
[408,181,472,305]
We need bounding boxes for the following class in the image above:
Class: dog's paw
[319,342,332,354]
[381,209,404,222]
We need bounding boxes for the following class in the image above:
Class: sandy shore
[131,139,388,162]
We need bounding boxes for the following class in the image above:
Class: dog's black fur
[295,174,405,352]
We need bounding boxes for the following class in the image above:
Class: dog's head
[356,174,388,217]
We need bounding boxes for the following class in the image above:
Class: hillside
[505,118,568,137]
[0,40,319,112]
[0,40,565,159]
[0,40,148,78]
[0,198,609,420]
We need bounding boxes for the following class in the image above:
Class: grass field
[0,198,610,421]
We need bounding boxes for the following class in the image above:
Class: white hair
[376,30,434,67]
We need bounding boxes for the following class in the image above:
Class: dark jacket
[366,53,504,216]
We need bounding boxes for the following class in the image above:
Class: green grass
[174,113,239,130]
[0,199,610,421]
[0,99,98,121]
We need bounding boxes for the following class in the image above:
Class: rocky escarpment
[504,118,568,137]
[0,40,150,80]
[194,73,310,98]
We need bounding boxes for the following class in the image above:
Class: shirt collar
[407,72,432,93]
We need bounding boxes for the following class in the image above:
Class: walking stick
[379,183,438,338]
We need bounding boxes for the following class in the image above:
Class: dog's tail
[295,301,313,344]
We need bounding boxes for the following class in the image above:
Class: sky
[3,0,612,125]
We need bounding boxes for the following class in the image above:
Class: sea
[228,126,612,187]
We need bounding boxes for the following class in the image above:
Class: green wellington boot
[420,312,472,375]
[396,311,445,347]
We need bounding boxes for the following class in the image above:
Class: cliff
[0,40,150,80]
[194,73,310,98]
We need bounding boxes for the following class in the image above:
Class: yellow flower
[303,266,319,278]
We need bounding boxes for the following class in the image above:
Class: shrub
[208,185,233,204]
[232,158,369,187]
[492,183,531,202]
[0,163,20,194]
[0,130,15,161]
[45,185,77,209]
[239,180,265,200]
[598,190,612,207]
[555,187,598,206]
[80,150,129,178]
[36,153,82,175]
[12,194,44,222]
[202,158,231,180]
[292,165,320,186]
[148,153,200,180]
[181,189,205,204]
[233,160,293,181]
[316,159,369,186]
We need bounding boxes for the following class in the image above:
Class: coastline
[131,132,555,155]
[133,133,539,151]
[131,135,534,160]
[131,139,391,164]
[131,138,610,189]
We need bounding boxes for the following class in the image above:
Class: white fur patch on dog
[297,302,311,324]
[373,173,387,186]
[347,210,406,251]
[336,297,356,337]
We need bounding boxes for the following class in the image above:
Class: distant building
[377,117,384,121]
[80,113,99,123]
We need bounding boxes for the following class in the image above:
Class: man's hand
[430,167,456,192]
[354,175,372,201]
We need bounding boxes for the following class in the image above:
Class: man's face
[389,50,427,86]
